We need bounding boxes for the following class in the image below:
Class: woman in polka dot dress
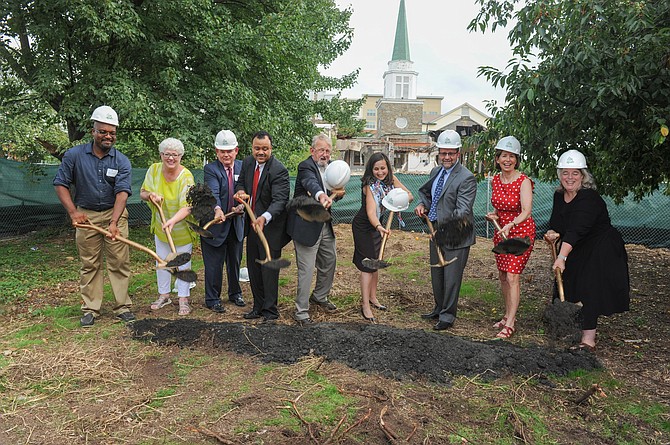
[485,136,536,339]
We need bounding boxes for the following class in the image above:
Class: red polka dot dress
[491,173,536,274]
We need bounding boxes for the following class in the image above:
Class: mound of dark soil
[130,318,600,384]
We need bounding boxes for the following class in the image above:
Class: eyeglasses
[162,153,182,159]
[438,151,459,157]
[95,129,117,137]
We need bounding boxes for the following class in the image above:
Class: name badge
[106,168,118,177]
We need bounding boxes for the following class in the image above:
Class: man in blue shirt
[54,106,135,327]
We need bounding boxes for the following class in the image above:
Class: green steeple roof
[391,0,411,61]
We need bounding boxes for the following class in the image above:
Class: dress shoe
[296,318,314,326]
[309,296,337,311]
[116,311,136,323]
[80,313,95,327]
[433,321,453,331]
[243,310,262,319]
[421,312,439,320]
[229,295,246,307]
[360,307,376,323]
[371,301,387,311]
[208,303,226,314]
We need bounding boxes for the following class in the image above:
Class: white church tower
[382,0,417,100]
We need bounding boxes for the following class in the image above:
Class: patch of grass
[459,279,498,303]
[147,388,176,409]
[172,352,211,384]
[264,408,301,431]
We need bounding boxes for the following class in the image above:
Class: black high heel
[360,307,376,323]
[371,302,387,311]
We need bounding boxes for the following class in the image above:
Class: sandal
[570,342,596,352]
[496,325,515,339]
[178,297,191,316]
[150,295,172,311]
[493,316,508,329]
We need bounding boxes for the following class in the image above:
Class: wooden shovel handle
[151,198,177,254]
[425,217,448,265]
[377,212,394,261]
[550,239,566,302]
[235,196,273,261]
[202,211,238,230]
[489,217,509,240]
[74,222,165,265]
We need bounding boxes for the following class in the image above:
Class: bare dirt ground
[1,224,669,444]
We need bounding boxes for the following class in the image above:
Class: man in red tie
[234,131,290,322]
[201,130,246,313]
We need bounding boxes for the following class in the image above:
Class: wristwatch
[557,254,568,261]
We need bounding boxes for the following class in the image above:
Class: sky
[321,0,515,115]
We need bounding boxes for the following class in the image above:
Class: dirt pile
[131,318,600,384]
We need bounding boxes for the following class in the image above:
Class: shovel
[361,212,394,270]
[424,218,458,268]
[73,222,197,282]
[186,210,240,238]
[291,195,332,223]
[235,195,291,270]
[151,197,191,264]
[549,239,566,301]
[488,217,531,256]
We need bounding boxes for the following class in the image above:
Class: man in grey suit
[201,130,245,313]
[287,134,339,326]
[414,130,477,330]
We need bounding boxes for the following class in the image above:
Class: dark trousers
[247,230,280,318]
[201,231,243,307]
[429,242,470,324]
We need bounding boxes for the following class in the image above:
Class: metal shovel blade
[186,220,214,238]
[361,257,390,270]
[257,257,291,270]
[170,269,197,282]
[296,205,331,223]
[492,236,531,256]
[164,252,191,268]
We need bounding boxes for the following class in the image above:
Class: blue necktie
[428,170,445,221]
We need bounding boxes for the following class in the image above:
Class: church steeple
[391,0,411,62]
[382,0,418,100]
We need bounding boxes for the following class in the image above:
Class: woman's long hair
[556,168,597,192]
[361,152,394,187]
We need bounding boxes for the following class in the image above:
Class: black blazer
[235,155,290,249]
[201,158,244,247]
[287,156,333,247]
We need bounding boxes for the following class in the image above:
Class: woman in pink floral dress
[486,136,536,339]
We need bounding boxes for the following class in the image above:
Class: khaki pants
[75,208,132,316]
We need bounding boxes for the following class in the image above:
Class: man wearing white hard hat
[53,105,135,327]
[287,133,342,325]
[201,130,246,313]
[414,129,477,330]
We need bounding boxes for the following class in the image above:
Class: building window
[352,151,364,166]
[366,109,376,116]
[395,75,410,98]
[365,120,376,129]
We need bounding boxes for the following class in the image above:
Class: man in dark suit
[201,130,246,313]
[287,134,338,326]
[234,131,290,322]
[414,130,477,330]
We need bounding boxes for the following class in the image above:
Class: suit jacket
[418,161,477,249]
[201,158,244,247]
[287,156,333,247]
[235,155,290,249]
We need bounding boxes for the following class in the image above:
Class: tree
[468,0,670,200]
[0,0,357,168]
[313,93,365,139]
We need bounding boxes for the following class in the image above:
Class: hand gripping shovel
[424,217,458,267]
[186,210,240,239]
[361,212,394,270]
[73,222,197,282]
[488,217,531,256]
[235,195,290,270]
[151,197,191,264]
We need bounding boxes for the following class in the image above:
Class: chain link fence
[2,158,669,247]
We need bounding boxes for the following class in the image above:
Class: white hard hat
[557,149,587,169]
[436,130,462,149]
[382,188,410,212]
[90,106,119,126]
[239,267,249,282]
[495,136,521,155]
[324,160,351,190]
[215,130,238,150]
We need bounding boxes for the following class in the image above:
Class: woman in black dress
[352,153,412,322]
[544,150,630,350]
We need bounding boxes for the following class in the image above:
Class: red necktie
[227,167,234,211]
[251,165,260,212]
